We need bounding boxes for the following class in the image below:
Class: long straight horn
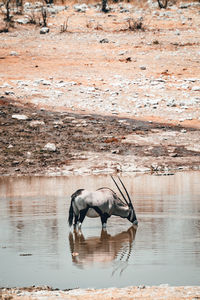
[111,175,129,205]
[117,176,133,206]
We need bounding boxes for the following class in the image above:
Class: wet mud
[0,97,200,176]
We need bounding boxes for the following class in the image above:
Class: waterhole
[0,172,200,288]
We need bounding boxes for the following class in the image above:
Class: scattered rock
[29,120,45,127]
[126,57,132,62]
[181,129,187,133]
[41,80,51,86]
[140,66,146,70]
[100,38,109,43]
[192,86,200,91]
[12,114,28,120]
[179,2,191,9]
[40,27,49,34]
[170,153,178,157]
[5,91,15,95]
[73,3,88,12]
[16,18,29,24]
[44,143,57,152]
[10,51,18,56]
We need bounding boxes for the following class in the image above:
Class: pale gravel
[1,286,200,300]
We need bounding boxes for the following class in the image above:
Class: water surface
[0,172,200,288]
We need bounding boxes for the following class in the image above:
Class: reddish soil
[1,1,200,176]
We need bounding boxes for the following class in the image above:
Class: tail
[68,201,74,227]
[68,189,84,227]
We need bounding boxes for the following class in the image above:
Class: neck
[113,205,130,218]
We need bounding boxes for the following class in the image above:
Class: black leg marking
[73,214,79,227]
[90,207,110,227]
[79,207,89,224]
[100,213,110,226]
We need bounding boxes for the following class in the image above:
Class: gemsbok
[68,176,138,229]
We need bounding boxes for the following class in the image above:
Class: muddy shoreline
[0,97,200,176]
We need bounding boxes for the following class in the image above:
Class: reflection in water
[69,226,137,273]
[0,172,200,288]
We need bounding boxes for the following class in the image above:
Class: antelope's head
[111,175,138,226]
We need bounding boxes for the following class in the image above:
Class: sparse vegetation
[41,6,48,27]
[0,26,9,32]
[2,0,12,22]
[0,0,15,32]
[102,0,108,12]
[157,0,168,8]
[60,16,69,32]
[126,18,145,31]
[27,10,38,24]
[15,0,23,15]
[43,0,54,4]
[94,22,103,30]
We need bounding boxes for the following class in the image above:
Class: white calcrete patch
[12,114,28,120]
[44,143,57,152]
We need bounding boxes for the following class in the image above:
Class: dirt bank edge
[1,98,200,176]
[1,285,200,299]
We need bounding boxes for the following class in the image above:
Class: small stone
[175,30,180,36]
[170,153,178,157]
[192,86,200,91]
[41,80,51,85]
[140,66,146,70]
[179,2,191,8]
[44,143,57,152]
[40,27,49,34]
[16,18,29,24]
[73,3,88,12]
[181,129,187,133]
[10,51,18,56]
[5,91,15,95]
[29,120,45,127]
[12,114,28,120]
[138,285,146,289]
[111,149,120,154]
[100,38,109,43]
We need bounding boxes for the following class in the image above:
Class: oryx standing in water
[68,176,138,229]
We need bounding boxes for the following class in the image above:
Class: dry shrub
[60,16,69,32]
[127,18,145,31]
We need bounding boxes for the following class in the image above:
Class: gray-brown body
[68,187,138,229]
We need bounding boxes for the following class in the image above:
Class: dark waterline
[0,172,200,289]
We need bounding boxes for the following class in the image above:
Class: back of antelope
[68,176,138,229]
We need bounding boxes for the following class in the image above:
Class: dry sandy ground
[0,0,200,176]
[0,1,200,298]
[1,285,200,300]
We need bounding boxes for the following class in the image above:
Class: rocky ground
[1,285,200,300]
[0,96,200,175]
[0,0,200,176]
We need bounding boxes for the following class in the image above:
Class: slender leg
[91,206,110,229]
[73,214,79,229]
[78,207,89,228]
[100,213,110,229]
